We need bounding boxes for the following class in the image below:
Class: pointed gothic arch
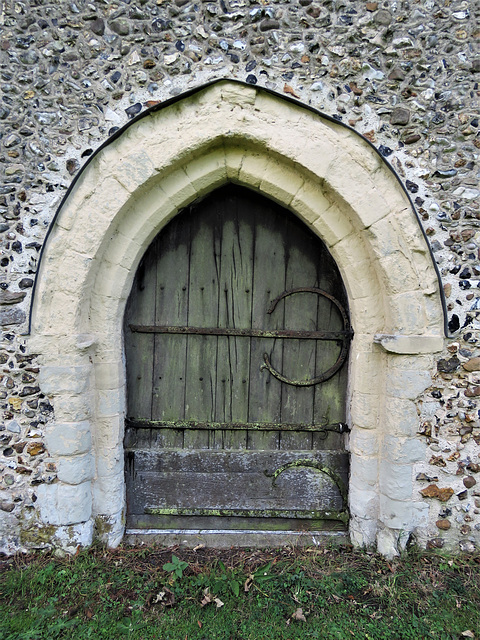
[30,80,445,555]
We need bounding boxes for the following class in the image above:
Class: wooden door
[124,185,352,533]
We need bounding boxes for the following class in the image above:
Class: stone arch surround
[29,80,445,556]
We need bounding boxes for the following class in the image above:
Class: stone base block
[94,511,125,548]
[52,520,94,554]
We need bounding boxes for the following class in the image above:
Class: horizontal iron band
[126,529,347,536]
[144,507,349,523]
[126,418,349,434]
[129,324,353,341]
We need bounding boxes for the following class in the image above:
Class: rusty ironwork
[129,324,352,340]
[264,458,349,523]
[130,286,352,388]
[144,506,348,523]
[262,287,352,386]
[126,418,350,435]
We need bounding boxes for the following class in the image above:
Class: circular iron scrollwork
[262,287,353,387]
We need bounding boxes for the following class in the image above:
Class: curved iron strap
[262,287,352,387]
[264,459,349,522]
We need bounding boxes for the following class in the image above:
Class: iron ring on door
[262,287,353,387]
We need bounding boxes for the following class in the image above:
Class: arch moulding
[29,80,445,556]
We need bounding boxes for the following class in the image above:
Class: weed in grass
[162,553,188,579]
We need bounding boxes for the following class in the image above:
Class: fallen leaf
[197,620,202,628]
[291,607,307,622]
[214,597,224,608]
[193,544,205,551]
[200,588,213,607]
[283,84,300,98]
[244,575,254,592]
[461,632,475,639]
[154,587,175,606]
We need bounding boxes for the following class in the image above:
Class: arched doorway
[30,80,445,555]
[124,185,351,537]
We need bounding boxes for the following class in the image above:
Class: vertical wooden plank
[223,428,247,449]
[215,203,254,422]
[153,428,184,449]
[124,248,157,420]
[215,190,254,449]
[313,246,349,431]
[247,429,280,450]
[183,200,220,449]
[152,217,190,423]
[248,199,285,436]
[279,218,318,449]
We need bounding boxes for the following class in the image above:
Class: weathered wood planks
[124,184,350,533]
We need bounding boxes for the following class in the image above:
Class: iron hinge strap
[125,418,350,434]
[129,324,353,341]
[144,506,349,523]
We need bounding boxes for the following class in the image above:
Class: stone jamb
[28,81,444,555]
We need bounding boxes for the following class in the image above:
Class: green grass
[1,544,479,639]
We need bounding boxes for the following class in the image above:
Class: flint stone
[463,357,480,371]
[427,537,444,549]
[374,9,392,24]
[465,386,480,397]
[463,476,476,489]
[19,50,39,64]
[390,107,410,125]
[110,20,130,36]
[4,134,21,148]
[260,19,279,31]
[7,421,20,433]
[0,308,26,326]
[459,540,475,553]
[419,484,454,502]
[90,18,105,35]
[405,134,421,144]
[437,356,460,373]
[434,169,458,178]
[27,441,45,456]
[0,290,26,305]
[0,492,15,513]
[388,67,406,81]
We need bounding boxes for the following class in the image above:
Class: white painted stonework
[28,81,445,557]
